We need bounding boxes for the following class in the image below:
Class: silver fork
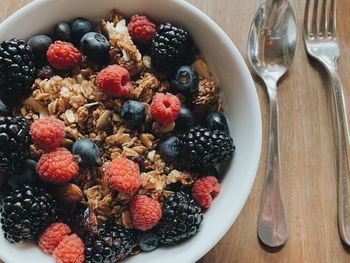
[304,0,350,245]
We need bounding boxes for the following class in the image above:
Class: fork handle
[328,66,350,246]
[257,79,288,247]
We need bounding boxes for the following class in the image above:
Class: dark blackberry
[84,223,136,263]
[0,116,30,175]
[157,191,203,245]
[0,39,36,101]
[177,127,235,170]
[151,23,193,75]
[0,185,58,243]
[37,65,54,79]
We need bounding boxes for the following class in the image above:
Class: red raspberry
[38,223,71,255]
[53,234,84,263]
[192,176,221,209]
[151,93,181,124]
[127,15,156,44]
[130,195,162,231]
[105,157,141,193]
[31,117,65,152]
[36,147,79,183]
[47,41,82,70]
[96,65,132,97]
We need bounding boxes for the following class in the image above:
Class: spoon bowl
[247,0,297,247]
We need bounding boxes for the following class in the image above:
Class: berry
[157,191,203,245]
[27,35,53,64]
[127,15,156,44]
[7,159,38,188]
[0,185,58,243]
[38,223,71,254]
[151,23,193,74]
[30,117,65,152]
[71,139,100,168]
[105,157,141,193]
[53,234,84,263]
[171,66,199,95]
[47,41,82,70]
[0,99,10,116]
[37,65,54,79]
[36,147,79,183]
[80,32,109,64]
[96,65,132,97]
[175,106,196,130]
[200,166,221,180]
[137,231,160,252]
[192,176,220,209]
[130,195,162,231]
[159,135,180,163]
[0,39,36,100]
[120,100,146,129]
[52,22,72,42]
[177,127,235,170]
[204,112,230,135]
[151,93,181,125]
[0,116,30,174]
[84,223,136,263]
[70,18,93,45]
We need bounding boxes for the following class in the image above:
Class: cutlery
[303,0,350,245]
[248,0,297,247]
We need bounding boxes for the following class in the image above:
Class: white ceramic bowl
[0,0,261,262]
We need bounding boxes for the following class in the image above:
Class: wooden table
[2,0,350,262]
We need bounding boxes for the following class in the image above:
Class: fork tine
[315,0,324,37]
[319,0,328,36]
[329,0,336,34]
[304,0,312,36]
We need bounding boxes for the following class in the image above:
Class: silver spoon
[248,0,297,247]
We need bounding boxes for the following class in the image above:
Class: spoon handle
[258,81,288,247]
[328,66,350,245]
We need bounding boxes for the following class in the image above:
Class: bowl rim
[0,0,262,262]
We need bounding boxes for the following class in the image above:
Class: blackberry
[84,223,136,263]
[0,116,30,174]
[0,39,36,101]
[177,127,235,170]
[157,191,203,245]
[151,23,192,75]
[0,185,58,243]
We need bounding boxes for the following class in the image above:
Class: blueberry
[72,139,100,168]
[52,22,72,42]
[204,112,230,135]
[120,100,146,129]
[80,32,109,64]
[171,66,199,95]
[159,135,180,163]
[7,159,38,189]
[175,106,196,130]
[137,231,160,252]
[200,166,221,180]
[0,99,10,116]
[70,18,93,45]
[27,35,53,63]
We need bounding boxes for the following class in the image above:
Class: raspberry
[36,147,79,183]
[53,234,84,263]
[127,15,156,44]
[47,41,82,70]
[105,157,141,193]
[192,176,221,209]
[96,65,132,97]
[130,195,162,231]
[38,223,71,255]
[31,117,65,152]
[151,93,181,124]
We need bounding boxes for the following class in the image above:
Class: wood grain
[1,0,350,262]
